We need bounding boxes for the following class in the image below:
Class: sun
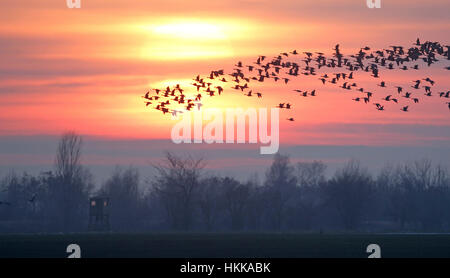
[140,19,242,60]
[152,22,228,40]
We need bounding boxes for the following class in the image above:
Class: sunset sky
[0,0,449,182]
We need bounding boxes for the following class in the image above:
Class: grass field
[1,233,450,258]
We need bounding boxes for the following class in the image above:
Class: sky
[0,0,449,183]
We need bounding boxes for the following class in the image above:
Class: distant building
[88,196,110,231]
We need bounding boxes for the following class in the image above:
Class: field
[1,233,450,258]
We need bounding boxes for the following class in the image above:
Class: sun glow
[152,22,228,40]
[138,19,254,60]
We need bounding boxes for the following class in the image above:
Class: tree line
[1,132,450,233]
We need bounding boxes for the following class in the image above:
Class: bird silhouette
[28,194,37,204]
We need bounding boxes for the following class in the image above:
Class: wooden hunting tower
[88,196,110,231]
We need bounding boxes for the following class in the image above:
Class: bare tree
[198,177,221,231]
[151,152,205,230]
[55,131,82,183]
[264,153,297,230]
[244,176,265,230]
[394,160,450,230]
[53,132,92,232]
[100,166,140,231]
[221,177,251,231]
[296,160,327,187]
[291,161,327,231]
[324,160,373,230]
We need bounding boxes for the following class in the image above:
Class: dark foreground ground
[1,233,450,258]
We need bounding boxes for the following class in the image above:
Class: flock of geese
[142,39,449,120]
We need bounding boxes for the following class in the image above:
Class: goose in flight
[439,91,450,98]
[423,77,435,85]
[412,80,421,89]
[216,86,224,95]
[374,103,384,110]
